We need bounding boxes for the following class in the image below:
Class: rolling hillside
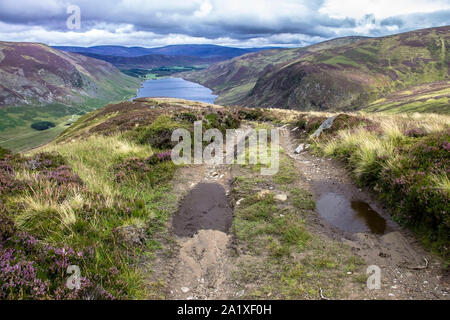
[0,41,140,151]
[0,41,140,107]
[183,36,368,106]
[185,27,449,112]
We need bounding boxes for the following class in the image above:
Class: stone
[112,225,146,247]
[181,287,190,293]
[295,143,310,154]
[274,193,288,201]
[257,190,271,199]
[310,115,337,138]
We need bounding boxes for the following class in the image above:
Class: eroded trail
[169,167,234,300]
[147,122,448,300]
[280,127,449,299]
[165,128,254,300]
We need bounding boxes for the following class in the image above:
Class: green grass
[323,55,361,67]
[231,152,364,299]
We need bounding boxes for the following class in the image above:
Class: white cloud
[0,0,448,47]
[319,0,450,19]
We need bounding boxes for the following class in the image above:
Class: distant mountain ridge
[53,44,280,59]
[75,52,222,69]
[184,26,449,112]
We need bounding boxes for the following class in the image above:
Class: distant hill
[184,27,449,112]
[138,44,277,59]
[0,41,140,107]
[52,45,152,57]
[53,44,280,59]
[76,52,221,69]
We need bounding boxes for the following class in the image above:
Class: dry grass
[29,134,153,197]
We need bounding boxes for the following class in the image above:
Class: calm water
[134,77,217,104]
[316,193,387,234]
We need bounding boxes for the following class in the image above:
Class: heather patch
[0,201,15,241]
[23,152,66,171]
[204,111,241,133]
[135,115,183,149]
[0,232,114,300]
[0,160,25,196]
[237,108,275,122]
[376,131,449,243]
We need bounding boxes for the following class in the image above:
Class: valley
[0,41,141,152]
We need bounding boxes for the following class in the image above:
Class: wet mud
[173,183,233,237]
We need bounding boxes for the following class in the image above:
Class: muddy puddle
[172,183,233,237]
[316,193,387,234]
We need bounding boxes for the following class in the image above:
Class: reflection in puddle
[316,193,386,234]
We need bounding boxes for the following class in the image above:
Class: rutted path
[166,128,254,300]
[147,121,448,300]
[168,165,234,300]
[279,126,449,300]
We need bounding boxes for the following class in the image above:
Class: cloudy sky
[0,0,449,48]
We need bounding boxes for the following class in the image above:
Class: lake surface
[134,77,217,104]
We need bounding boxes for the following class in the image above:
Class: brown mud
[172,183,233,237]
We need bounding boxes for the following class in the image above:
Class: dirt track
[146,123,449,300]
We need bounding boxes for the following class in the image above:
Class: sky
[0,0,449,48]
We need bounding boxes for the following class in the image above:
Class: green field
[0,96,138,152]
[122,65,206,79]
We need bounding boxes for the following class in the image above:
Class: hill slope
[185,27,449,112]
[0,42,140,107]
[183,36,368,106]
[0,42,141,152]
[0,98,447,300]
